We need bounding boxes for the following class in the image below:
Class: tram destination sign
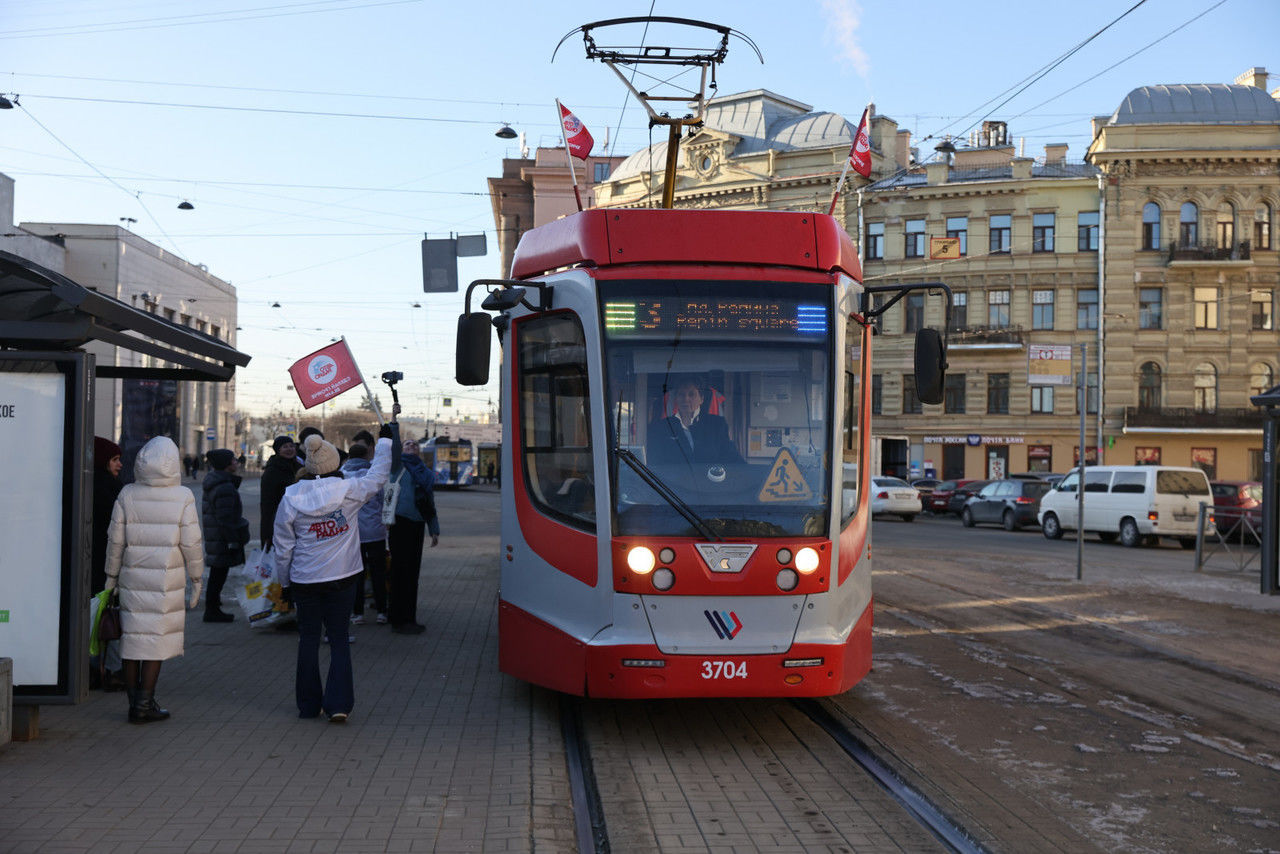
[603,297,828,337]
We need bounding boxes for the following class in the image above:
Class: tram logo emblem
[705,610,743,640]
[696,543,757,574]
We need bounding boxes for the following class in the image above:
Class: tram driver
[646,375,743,468]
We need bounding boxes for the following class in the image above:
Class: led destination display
[603,298,827,336]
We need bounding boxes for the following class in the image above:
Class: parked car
[871,476,922,522]
[925,479,974,514]
[947,480,991,515]
[1210,480,1262,541]
[961,479,1053,530]
[910,478,943,499]
[1039,465,1213,548]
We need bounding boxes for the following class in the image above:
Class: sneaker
[350,615,365,626]
[322,634,356,644]
[375,612,388,625]
[327,711,348,723]
[203,610,234,623]
[390,622,426,635]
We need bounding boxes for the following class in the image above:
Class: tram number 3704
[701,660,749,680]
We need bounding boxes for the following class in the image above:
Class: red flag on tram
[288,339,361,409]
[847,106,872,178]
[559,102,595,161]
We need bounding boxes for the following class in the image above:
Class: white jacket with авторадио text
[274,437,392,586]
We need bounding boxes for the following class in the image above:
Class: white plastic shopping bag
[234,546,293,628]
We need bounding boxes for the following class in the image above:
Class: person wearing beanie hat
[301,434,341,477]
[91,437,125,690]
[201,449,249,623]
[274,416,398,722]
[260,436,300,551]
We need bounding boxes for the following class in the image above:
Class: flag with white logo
[558,101,594,161]
[847,106,872,178]
[288,338,361,409]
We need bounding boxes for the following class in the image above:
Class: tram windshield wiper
[614,448,721,541]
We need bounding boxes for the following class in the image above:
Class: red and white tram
[457,207,945,698]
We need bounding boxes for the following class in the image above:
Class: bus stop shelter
[1249,382,1280,596]
[0,249,251,737]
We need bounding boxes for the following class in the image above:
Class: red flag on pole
[848,106,872,178]
[559,102,594,161]
[288,339,362,409]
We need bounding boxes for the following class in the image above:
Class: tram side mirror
[914,328,947,405]
[456,312,491,385]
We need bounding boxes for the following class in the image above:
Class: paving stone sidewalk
[0,523,574,854]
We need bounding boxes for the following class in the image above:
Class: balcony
[1124,407,1262,431]
[946,324,1025,349]
[1167,240,1251,264]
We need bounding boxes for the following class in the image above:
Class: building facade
[2,175,242,459]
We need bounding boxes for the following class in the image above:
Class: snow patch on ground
[1076,743,1102,753]
[1130,743,1170,753]
[1185,732,1280,772]
[1074,799,1149,849]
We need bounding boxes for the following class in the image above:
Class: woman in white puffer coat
[104,435,204,724]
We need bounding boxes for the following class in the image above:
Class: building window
[1193,362,1217,413]
[1252,289,1273,330]
[1032,289,1055,330]
[1180,202,1199,246]
[989,214,1011,253]
[593,162,611,182]
[871,373,882,415]
[987,373,1009,414]
[1032,212,1056,252]
[1138,362,1162,410]
[869,292,886,332]
[1077,211,1099,251]
[905,293,924,332]
[905,219,926,258]
[944,373,965,414]
[1076,288,1098,330]
[865,222,884,260]
[1191,447,1217,480]
[1256,204,1273,251]
[1139,288,1163,329]
[902,375,922,414]
[987,289,1010,328]
[1085,373,1098,414]
[950,291,967,331]
[1142,202,1162,250]
[1217,201,1236,249]
[1135,447,1161,466]
[1031,386,1054,414]
[1250,363,1273,399]
[946,216,968,255]
[1193,286,1219,329]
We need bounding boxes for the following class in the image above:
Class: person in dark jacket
[91,436,126,690]
[201,449,249,622]
[260,435,301,551]
[646,375,743,467]
[387,439,440,634]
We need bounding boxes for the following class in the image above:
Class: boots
[128,691,170,724]
[203,609,234,623]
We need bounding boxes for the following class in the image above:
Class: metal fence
[1193,503,1262,574]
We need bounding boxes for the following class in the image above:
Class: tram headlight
[652,567,675,590]
[776,568,799,591]
[795,547,820,574]
[627,546,656,574]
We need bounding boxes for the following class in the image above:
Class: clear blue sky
[1,0,1274,421]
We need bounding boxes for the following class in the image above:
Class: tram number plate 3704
[701,660,748,680]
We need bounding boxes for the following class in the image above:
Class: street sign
[206,428,216,441]
[1028,344,1073,385]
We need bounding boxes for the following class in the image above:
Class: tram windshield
[601,279,833,538]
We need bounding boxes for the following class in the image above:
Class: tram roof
[510,209,860,281]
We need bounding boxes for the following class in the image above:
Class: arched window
[1250,363,1273,399]
[1142,202,1161,250]
[1180,202,1199,247]
[1193,362,1217,413]
[1217,201,1236,249]
[1138,362,1162,410]
[1256,203,1273,251]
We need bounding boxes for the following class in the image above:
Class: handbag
[98,590,123,643]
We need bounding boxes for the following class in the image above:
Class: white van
[1038,465,1213,548]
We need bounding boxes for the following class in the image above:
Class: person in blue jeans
[274,419,395,722]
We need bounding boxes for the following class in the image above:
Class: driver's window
[1058,472,1079,492]
[517,312,595,530]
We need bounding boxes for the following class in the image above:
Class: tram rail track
[560,692,987,854]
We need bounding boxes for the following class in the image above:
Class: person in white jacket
[274,427,394,722]
[104,435,204,724]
